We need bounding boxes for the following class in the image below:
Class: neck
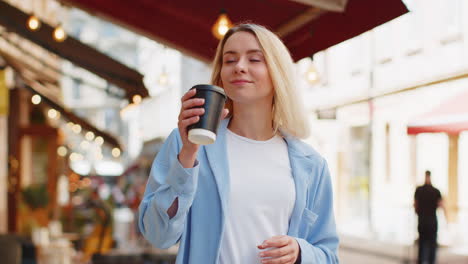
[228,101,274,140]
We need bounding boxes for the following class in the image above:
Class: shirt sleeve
[294,159,339,263]
[138,129,200,249]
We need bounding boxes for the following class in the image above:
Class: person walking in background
[414,170,446,264]
[138,23,339,263]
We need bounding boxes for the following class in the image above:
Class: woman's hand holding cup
[177,88,228,168]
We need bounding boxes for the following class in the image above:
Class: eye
[224,59,236,64]
[249,57,262,62]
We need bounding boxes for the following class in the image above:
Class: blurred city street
[1,0,468,263]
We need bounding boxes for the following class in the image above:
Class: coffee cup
[187,84,227,145]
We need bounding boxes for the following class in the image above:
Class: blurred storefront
[0,1,156,262]
[301,0,468,253]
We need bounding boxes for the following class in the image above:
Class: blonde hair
[210,23,310,139]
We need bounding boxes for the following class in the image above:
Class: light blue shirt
[139,119,339,263]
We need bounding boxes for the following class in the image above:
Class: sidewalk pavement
[339,234,468,264]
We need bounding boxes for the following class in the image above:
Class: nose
[234,58,247,73]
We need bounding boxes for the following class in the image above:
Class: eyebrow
[223,49,263,56]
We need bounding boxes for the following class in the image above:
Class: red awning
[407,90,468,135]
[62,0,408,62]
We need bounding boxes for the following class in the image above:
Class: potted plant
[21,184,49,227]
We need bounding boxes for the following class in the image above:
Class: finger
[221,108,229,119]
[260,254,295,264]
[258,236,289,249]
[181,98,205,110]
[181,88,197,102]
[180,108,205,120]
[178,116,200,129]
[259,246,292,258]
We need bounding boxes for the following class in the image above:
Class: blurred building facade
[0,0,66,233]
[300,0,468,247]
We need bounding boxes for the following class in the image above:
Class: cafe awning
[1,50,122,149]
[0,1,149,103]
[407,90,468,135]
[62,0,407,62]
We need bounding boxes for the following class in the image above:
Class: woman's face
[220,31,274,106]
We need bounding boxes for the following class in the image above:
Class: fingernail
[259,252,265,257]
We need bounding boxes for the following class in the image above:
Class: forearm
[178,147,198,168]
[167,197,179,219]
[139,139,200,248]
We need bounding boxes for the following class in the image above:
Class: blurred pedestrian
[139,23,339,263]
[414,170,446,264]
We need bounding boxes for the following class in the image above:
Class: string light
[95,136,104,146]
[69,152,83,162]
[85,131,95,141]
[72,124,82,134]
[53,24,67,42]
[57,146,68,157]
[48,109,59,119]
[112,148,121,158]
[31,94,41,105]
[27,15,41,31]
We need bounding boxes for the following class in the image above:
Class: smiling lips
[231,79,252,85]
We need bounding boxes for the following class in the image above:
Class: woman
[139,24,339,263]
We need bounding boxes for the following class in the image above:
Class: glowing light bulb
[27,15,41,31]
[53,25,67,42]
[306,64,320,85]
[57,146,68,157]
[85,131,95,141]
[212,11,233,40]
[112,148,121,158]
[48,109,59,119]
[72,124,82,134]
[95,136,104,146]
[31,94,41,105]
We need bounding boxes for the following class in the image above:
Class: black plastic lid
[191,84,226,98]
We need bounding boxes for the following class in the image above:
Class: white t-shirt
[219,129,296,264]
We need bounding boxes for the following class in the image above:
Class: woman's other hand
[257,235,300,264]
